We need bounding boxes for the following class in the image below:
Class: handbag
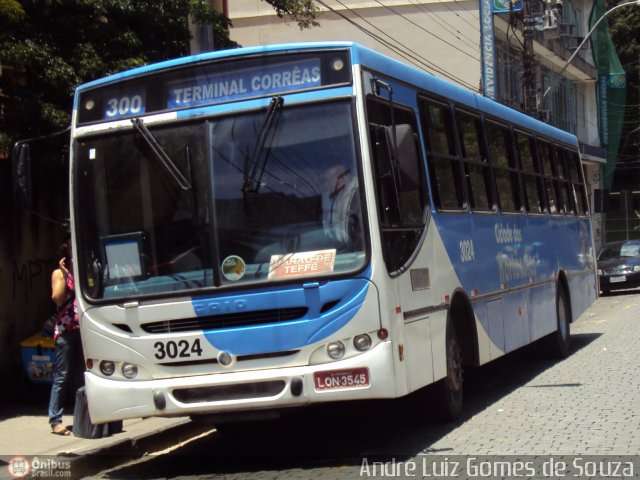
[73,386,123,438]
[44,296,75,337]
[42,313,57,338]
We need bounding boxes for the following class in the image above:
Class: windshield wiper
[131,118,192,191]
[243,96,284,193]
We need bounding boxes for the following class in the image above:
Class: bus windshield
[76,100,366,300]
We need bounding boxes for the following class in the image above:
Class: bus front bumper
[85,341,396,424]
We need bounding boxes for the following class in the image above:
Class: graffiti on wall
[11,258,52,301]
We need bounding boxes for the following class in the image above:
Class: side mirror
[11,142,33,209]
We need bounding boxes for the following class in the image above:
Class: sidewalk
[0,399,211,479]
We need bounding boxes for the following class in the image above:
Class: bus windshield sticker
[221,255,246,281]
[268,249,336,279]
[166,58,321,109]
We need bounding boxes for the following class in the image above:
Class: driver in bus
[321,165,360,246]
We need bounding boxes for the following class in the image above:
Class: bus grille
[173,380,286,403]
[141,307,308,333]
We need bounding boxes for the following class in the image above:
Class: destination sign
[103,87,146,121]
[76,50,351,126]
[166,58,322,109]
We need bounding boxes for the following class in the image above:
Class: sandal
[51,424,71,436]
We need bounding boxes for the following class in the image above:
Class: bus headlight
[327,341,345,359]
[353,334,372,352]
[100,360,116,376]
[122,363,138,379]
[597,269,603,275]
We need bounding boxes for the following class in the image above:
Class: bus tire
[545,284,571,358]
[435,318,463,420]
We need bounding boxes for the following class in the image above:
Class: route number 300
[105,95,143,118]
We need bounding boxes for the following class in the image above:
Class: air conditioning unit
[558,23,573,36]
[567,36,586,52]
[530,1,545,16]
[538,110,551,122]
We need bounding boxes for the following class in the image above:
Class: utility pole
[522,0,538,116]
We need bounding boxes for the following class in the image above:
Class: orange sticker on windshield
[268,249,336,279]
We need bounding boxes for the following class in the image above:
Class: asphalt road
[95,289,640,480]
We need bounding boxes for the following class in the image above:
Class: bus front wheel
[435,319,463,420]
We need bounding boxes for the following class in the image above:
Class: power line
[371,0,480,61]
[315,0,479,90]
[405,0,479,49]
[444,0,483,27]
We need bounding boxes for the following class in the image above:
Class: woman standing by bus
[48,237,83,436]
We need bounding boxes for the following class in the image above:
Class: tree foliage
[0,0,318,155]
[606,2,640,170]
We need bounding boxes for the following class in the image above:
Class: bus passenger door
[363,72,434,394]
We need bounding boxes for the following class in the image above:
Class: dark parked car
[597,240,640,294]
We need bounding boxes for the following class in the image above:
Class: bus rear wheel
[436,320,463,420]
[545,284,571,358]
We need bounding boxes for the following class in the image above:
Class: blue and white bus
[70,42,597,423]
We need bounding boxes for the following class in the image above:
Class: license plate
[314,368,370,391]
[610,275,626,283]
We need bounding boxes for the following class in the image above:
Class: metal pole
[523,0,537,115]
[537,0,640,109]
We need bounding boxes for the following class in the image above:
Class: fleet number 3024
[460,239,475,262]
[153,339,203,360]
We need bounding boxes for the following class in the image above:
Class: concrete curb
[65,419,212,479]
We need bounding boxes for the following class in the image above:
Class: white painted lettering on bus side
[496,252,537,283]
[493,222,535,283]
[494,223,523,244]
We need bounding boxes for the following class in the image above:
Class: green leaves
[264,0,319,29]
[0,0,25,25]
[0,0,319,152]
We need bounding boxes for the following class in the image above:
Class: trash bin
[20,332,55,384]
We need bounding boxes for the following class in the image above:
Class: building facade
[225,0,608,247]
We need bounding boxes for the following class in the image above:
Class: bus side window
[366,96,428,274]
[557,149,576,215]
[515,131,545,213]
[566,150,589,215]
[456,110,493,211]
[485,121,521,212]
[418,98,465,210]
[538,140,561,214]
[370,124,401,226]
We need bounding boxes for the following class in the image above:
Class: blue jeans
[48,329,84,427]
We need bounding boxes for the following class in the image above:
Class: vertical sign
[599,75,608,146]
[480,0,496,99]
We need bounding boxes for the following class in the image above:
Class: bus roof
[76,41,577,146]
